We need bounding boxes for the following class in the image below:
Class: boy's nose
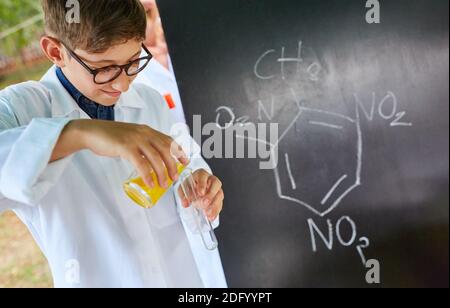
[111,70,131,92]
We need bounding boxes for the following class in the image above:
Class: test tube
[179,168,218,251]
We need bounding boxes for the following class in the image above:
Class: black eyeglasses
[61,42,153,84]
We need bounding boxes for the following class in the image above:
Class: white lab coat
[135,57,186,124]
[0,66,227,288]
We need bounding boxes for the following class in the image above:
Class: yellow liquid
[123,163,186,208]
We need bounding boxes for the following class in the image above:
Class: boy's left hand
[177,169,224,222]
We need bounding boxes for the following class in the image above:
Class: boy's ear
[40,36,67,68]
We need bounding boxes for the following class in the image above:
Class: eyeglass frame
[60,41,153,85]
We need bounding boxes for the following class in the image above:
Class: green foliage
[0,0,44,55]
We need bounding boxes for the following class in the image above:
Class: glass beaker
[123,162,186,209]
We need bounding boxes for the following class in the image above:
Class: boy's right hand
[52,119,189,188]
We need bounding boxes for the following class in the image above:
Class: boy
[0,0,226,288]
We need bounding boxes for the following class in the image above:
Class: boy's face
[60,40,143,106]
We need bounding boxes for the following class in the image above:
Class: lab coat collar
[41,66,81,118]
[115,86,146,110]
[40,66,146,118]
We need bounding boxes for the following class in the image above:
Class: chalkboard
[158,0,449,287]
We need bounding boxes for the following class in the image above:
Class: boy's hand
[53,119,189,188]
[177,169,224,222]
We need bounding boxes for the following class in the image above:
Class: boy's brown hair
[41,0,147,53]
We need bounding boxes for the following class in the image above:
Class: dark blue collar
[56,67,115,121]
